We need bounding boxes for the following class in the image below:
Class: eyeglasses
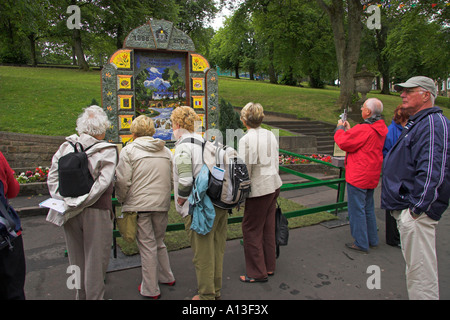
[401,88,425,95]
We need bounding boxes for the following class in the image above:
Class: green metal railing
[110,149,347,257]
[112,149,347,235]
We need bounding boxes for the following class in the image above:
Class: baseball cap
[394,76,437,97]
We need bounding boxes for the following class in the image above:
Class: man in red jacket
[334,98,388,252]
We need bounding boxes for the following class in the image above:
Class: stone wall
[0,131,316,170]
[0,131,65,169]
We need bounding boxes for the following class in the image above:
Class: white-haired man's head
[362,98,383,119]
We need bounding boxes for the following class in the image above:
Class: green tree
[385,2,449,85]
[221,0,337,87]
[219,98,244,148]
[210,11,252,79]
[360,0,450,95]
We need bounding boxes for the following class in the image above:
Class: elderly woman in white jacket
[46,105,118,300]
[115,115,175,299]
[238,102,282,283]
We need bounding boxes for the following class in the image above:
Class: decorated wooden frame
[101,20,219,145]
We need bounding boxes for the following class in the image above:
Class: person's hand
[337,120,351,131]
[177,197,187,206]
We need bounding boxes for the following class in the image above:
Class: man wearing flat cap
[381,76,450,300]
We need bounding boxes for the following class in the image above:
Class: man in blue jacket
[381,76,450,300]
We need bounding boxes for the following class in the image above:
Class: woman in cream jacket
[47,106,118,300]
[115,115,175,299]
[171,106,228,300]
[238,102,282,283]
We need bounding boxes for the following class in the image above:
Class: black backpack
[58,142,98,197]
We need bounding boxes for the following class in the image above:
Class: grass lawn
[0,66,102,136]
[116,197,337,255]
[219,77,450,125]
[2,66,448,136]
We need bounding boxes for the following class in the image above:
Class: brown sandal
[240,275,268,283]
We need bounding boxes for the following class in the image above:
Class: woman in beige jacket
[47,105,118,300]
[238,102,282,283]
[115,115,175,299]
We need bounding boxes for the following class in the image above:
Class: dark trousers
[385,210,400,246]
[0,234,26,300]
[242,188,280,279]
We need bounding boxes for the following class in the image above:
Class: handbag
[275,201,289,258]
[0,199,18,251]
[115,208,137,243]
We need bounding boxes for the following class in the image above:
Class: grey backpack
[180,138,251,211]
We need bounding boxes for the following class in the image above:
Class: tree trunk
[72,28,89,71]
[28,33,37,66]
[249,65,255,80]
[317,0,363,110]
[268,42,277,84]
[116,24,123,49]
[374,28,391,95]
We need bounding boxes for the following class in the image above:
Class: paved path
[17,173,450,302]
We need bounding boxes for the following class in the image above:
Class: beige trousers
[136,211,175,297]
[392,209,439,300]
[63,208,113,300]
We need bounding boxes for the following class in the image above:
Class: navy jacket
[381,107,450,221]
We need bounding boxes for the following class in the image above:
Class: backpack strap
[179,137,206,161]
[68,141,83,153]
[179,137,205,149]
[67,141,103,154]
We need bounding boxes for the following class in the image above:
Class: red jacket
[0,151,20,199]
[334,120,388,189]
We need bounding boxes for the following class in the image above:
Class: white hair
[76,105,110,136]
[365,98,383,116]
[430,93,435,106]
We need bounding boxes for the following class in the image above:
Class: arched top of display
[123,19,196,52]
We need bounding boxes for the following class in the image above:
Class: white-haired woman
[47,105,118,300]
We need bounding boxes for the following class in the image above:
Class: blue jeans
[347,183,378,251]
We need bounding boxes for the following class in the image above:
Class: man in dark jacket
[335,98,388,253]
[381,76,450,300]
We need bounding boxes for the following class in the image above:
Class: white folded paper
[39,198,66,214]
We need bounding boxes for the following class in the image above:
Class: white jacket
[46,134,117,226]
[115,136,172,212]
[238,127,282,198]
